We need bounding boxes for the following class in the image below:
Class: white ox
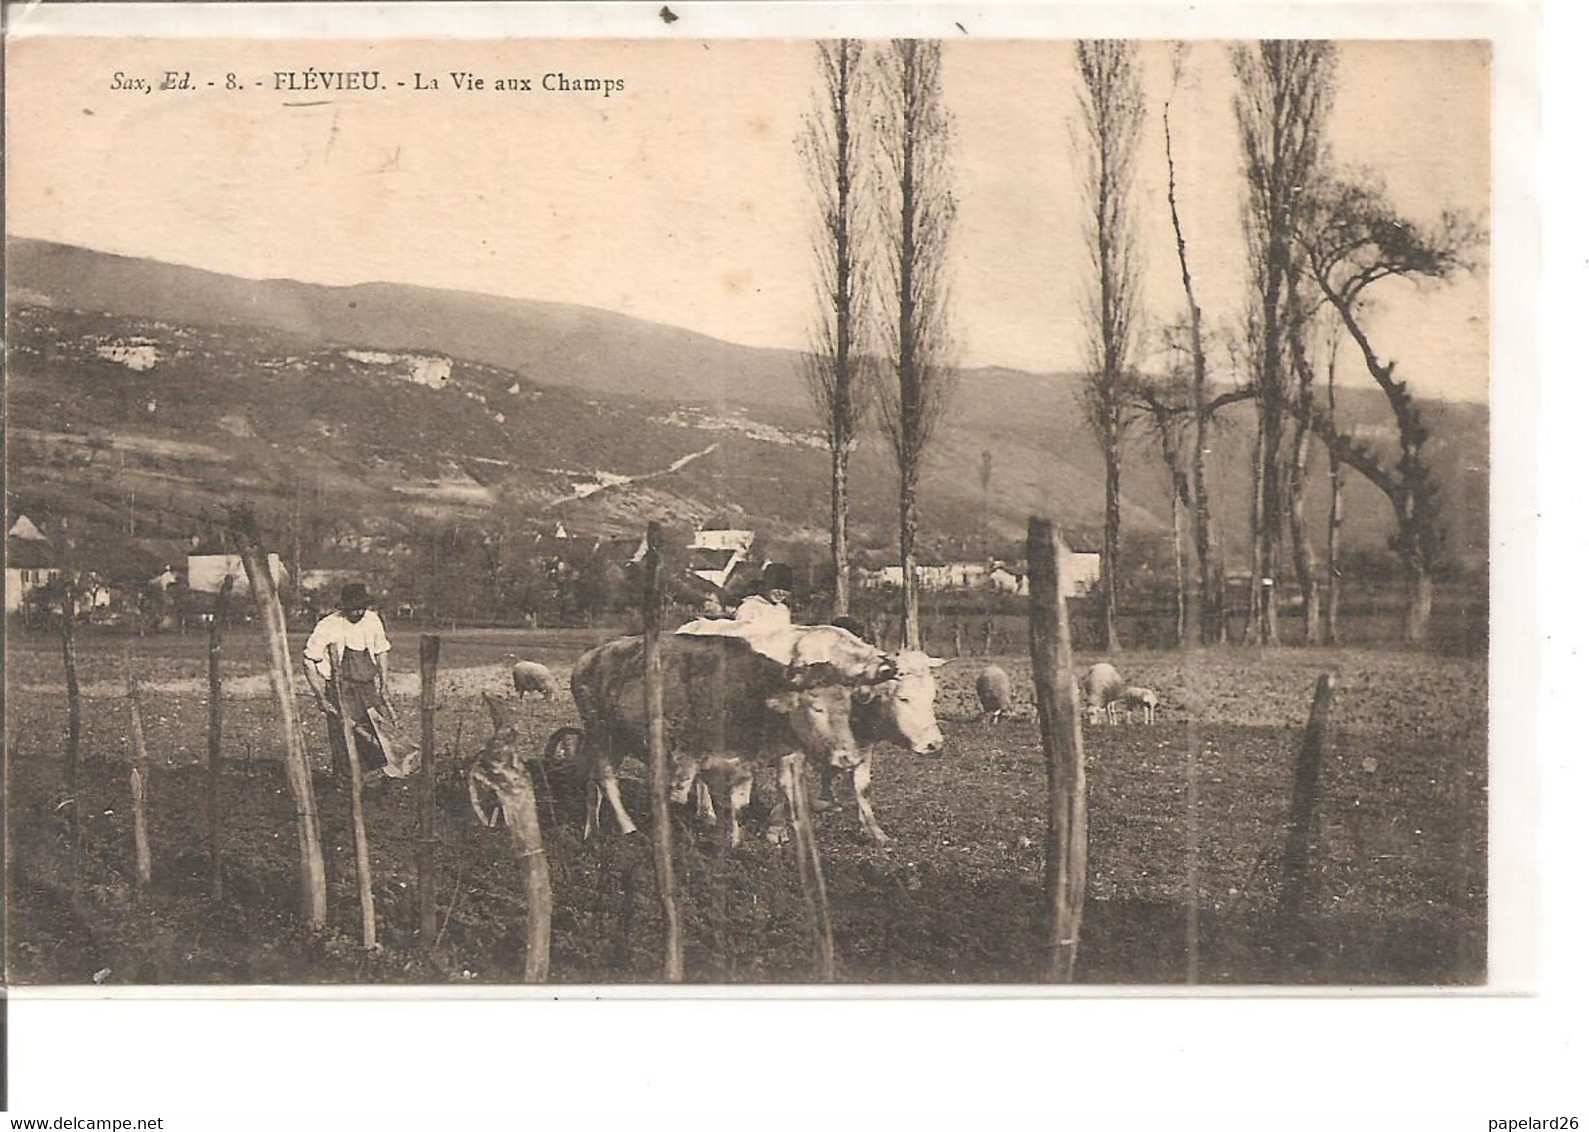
[737,629,946,846]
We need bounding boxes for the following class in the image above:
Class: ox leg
[589,750,639,838]
[766,793,792,845]
[583,776,602,840]
[582,734,605,839]
[813,762,840,814]
[693,778,717,825]
[720,761,753,850]
[851,752,888,846]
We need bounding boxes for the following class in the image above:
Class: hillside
[4,238,1488,572]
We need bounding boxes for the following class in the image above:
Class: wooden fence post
[227,508,327,930]
[329,649,377,950]
[1182,669,1203,986]
[207,575,233,901]
[1279,673,1337,919]
[468,697,552,981]
[781,752,836,980]
[126,675,154,893]
[417,634,441,949]
[1027,517,1089,983]
[642,520,685,981]
[59,562,82,852]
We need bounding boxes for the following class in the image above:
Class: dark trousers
[327,677,387,774]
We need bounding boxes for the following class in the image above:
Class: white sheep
[511,660,558,700]
[1117,686,1159,725]
[974,664,1013,723]
[1081,662,1126,726]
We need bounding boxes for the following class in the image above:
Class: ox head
[765,684,864,769]
[854,650,946,757]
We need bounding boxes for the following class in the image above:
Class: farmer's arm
[371,613,393,697]
[302,658,331,709]
[302,618,334,711]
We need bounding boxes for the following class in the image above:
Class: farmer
[675,562,797,663]
[303,582,404,780]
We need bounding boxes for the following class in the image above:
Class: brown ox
[571,633,867,846]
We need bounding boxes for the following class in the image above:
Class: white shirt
[303,610,391,681]
[674,594,795,663]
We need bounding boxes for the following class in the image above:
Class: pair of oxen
[567,626,946,848]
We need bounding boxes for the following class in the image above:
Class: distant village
[5,511,1100,631]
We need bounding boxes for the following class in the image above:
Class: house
[71,538,170,612]
[9,514,48,542]
[691,528,755,555]
[686,546,741,589]
[686,527,756,590]
[187,539,285,594]
[1063,544,1102,593]
[863,558,954,591]
[985,541,1100,600]
[945,561,990,589]
[6,535,60,612]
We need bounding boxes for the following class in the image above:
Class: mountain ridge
[5,237,1489,576]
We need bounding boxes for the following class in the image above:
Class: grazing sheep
[511,660,557,700]
[1117,686,1158,725]
[975,664,1013,723]
[1081,662,1126,725]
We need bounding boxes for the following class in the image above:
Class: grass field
[4,626,1487,985]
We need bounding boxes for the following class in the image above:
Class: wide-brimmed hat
[338,582,371,610]
[761,563,794,592]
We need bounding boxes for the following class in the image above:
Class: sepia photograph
[4,21,1496,992]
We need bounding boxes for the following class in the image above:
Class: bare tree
[1134,374,1194,645]
[1284,263,1325,644]
[1323,324,1345,644]
[1231,40,1337,645]
[875,38,957,650]
[1295,172,1484,642]
[800,40,875,619]
[1135,357,1254,647]
[1161,43,1220,645]
[1076,40,1146,654]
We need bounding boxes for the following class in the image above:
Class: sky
[6,36,1490,400]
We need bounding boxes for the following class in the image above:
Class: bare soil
[4,629,1486,985]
